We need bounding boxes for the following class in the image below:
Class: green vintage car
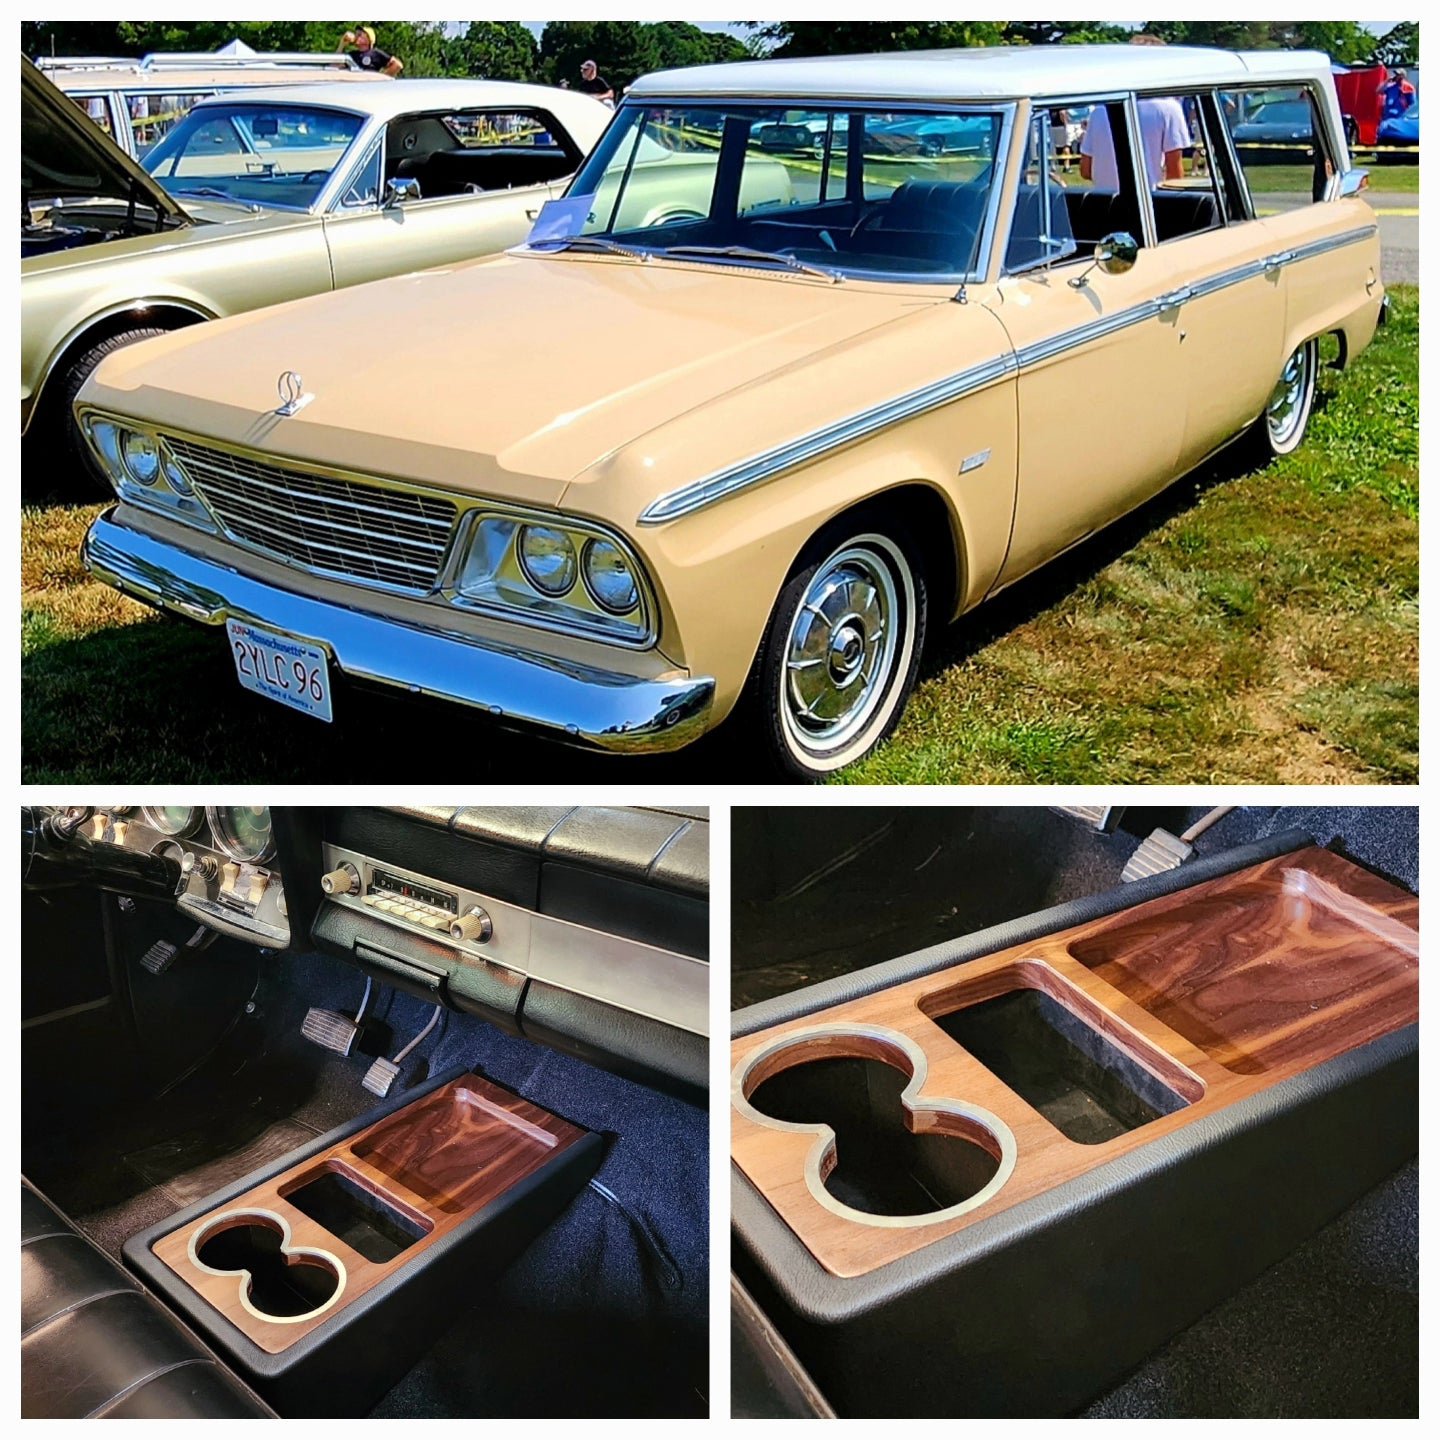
[21,58,610,472]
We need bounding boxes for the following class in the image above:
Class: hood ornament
[274,371,313,418]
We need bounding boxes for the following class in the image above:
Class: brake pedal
[1050,805,1126,833]
[302,976,374,1058]
[138,925,215,976]
[363,1004,443,1097]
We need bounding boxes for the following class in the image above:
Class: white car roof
[187,76,613,144]
[630,45,1337,103]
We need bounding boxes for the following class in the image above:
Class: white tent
[214,38,258,58]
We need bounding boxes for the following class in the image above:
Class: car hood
[81,251,952,512]
[21,57,188,223]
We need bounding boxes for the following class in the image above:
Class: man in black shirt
[576,59,614,105]
[338,26,404,77]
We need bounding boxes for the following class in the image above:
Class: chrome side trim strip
[637,353,1017,525]
[638,224,1380,526]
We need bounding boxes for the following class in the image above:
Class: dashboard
[24,804,709,1094]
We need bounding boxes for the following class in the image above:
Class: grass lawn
[1242,161,1419,193]
[842,286,1418,785]
[22,290,1417,784]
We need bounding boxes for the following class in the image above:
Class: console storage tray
[125,1068,602,1415]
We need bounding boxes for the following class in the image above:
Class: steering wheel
[297,169,331,184]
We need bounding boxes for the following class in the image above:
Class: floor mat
[125,1110,319,1208]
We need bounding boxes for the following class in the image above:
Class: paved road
[1258,191,1418,286]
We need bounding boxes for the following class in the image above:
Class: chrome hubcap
[1267,343,1312,445]
[783,547,900,754]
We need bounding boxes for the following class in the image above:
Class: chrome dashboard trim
[322,844,709,1037]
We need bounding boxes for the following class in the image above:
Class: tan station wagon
[77,46,1387,779]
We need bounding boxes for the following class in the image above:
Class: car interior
[385,109,581,200]
[22,804,708,1419]
[731,805,1417,1418]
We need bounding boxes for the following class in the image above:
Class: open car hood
[21,56,188,223]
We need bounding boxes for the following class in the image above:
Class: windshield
[143,102,364,211]
[550,102,1006,282]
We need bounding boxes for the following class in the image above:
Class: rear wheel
[54,327,169,490]
[749,522,927,781]
[1259,337,1319,458]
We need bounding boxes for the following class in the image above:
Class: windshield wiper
[172,187,262,212]
[656,244,843,283]
[526,233,651,262]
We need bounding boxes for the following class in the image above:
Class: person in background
[576,59,615,106]
[1079,32,1187,189]
[338,26,403,76]
[1378,67,1416,120]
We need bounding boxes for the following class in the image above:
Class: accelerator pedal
[301,976,374,1058]
[363,1004,443,1097]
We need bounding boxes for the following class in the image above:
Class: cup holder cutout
[925,977,1196,1146]
[190,1212,344,1323]
[735,1027,1015,1226]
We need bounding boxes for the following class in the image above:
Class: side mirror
[1337,169,1370,198]
[1068,230,1139,289]
[384,177,421,209]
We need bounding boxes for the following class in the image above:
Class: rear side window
[129,92,213,159]
[71,94,117,141]
[1219,86,1335,204]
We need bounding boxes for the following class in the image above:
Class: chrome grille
[166,436,457,594]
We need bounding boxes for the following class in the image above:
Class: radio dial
[321,863,360,896]
[450,907,493,944]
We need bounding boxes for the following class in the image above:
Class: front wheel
[750,525,927,781]
[1256,337,1319,459]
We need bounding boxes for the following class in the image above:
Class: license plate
[226,619,333,723]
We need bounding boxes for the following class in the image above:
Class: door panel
[322,184,564,291]
[1164,220,1286,471]
[984,246,1189,590]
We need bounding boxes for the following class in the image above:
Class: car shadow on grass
[918,433,1276,681]
[21,610,750,784]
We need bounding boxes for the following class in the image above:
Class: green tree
[448,21,539,81]
[1370,22,1419,66]
[648,22,748,70]
[1003,21,1132,46]
[540,21,674,91]
[756,21,1008,57]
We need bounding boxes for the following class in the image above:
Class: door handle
[1264,250,1295,275]
[1156,286,1193,313]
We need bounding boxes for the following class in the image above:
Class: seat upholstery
[21,1180,273,1419]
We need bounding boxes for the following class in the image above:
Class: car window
[1220,85,1334,205]
[71,93,117,142]
[1008,99,1145,271]
[440,110,568,153]
[566,102,1006,282]
[129,92,214,159]
[144,103,364,211]
[340,143,382,208]
[1137,92,1225,243]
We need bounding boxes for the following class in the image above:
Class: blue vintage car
[1377,98,1419,147]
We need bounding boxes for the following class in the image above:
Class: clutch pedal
[1121,806,1235,882]
[1050,805,1126,833]
[301,976,374,1058]
[363,1004,443,1097]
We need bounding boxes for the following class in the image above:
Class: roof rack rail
[37,51,360,73]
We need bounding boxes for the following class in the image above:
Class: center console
[731,833,1419,1416]
[125,1068,603,1416]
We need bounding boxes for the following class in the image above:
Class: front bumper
[82,511,714,754]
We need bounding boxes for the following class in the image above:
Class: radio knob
[450,907,493,944]
[321,863,360,896]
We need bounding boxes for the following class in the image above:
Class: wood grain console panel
[731,849,1418,1278]
[153,1075,587,1352]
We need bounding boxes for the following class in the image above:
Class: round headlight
[518,525,577,596]
[120,429,160,486]
[582,538,639,614]
[161,448,193,495]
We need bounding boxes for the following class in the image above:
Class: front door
[986,100,1190,592]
